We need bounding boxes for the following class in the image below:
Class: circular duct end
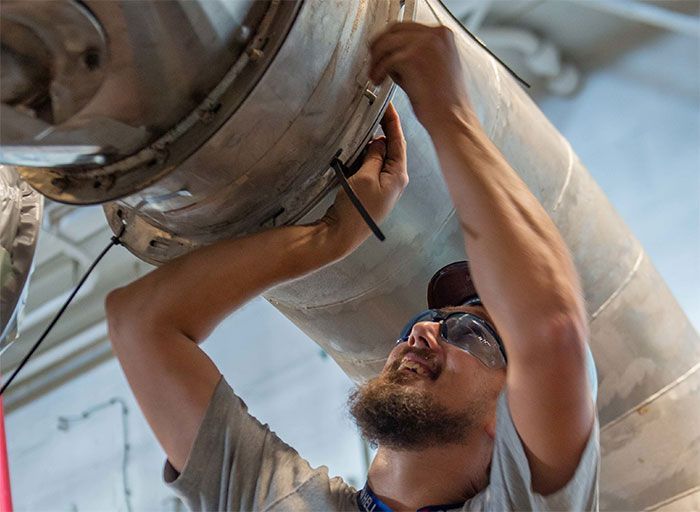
[8,0,300,205]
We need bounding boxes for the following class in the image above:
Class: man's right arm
[105,105,408,473]
[105,222,344,472]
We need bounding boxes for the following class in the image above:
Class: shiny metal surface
[0,166,43,347]
[0,1,107,123]
[100,0,406,265]
[2,0,698,508]
[4,0,288,186]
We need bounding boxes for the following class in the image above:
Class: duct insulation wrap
[1,0,698,509]
[0,166,43,349]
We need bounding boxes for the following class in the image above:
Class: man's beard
[348,348,480,450]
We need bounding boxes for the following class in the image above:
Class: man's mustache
[387,345,441,379]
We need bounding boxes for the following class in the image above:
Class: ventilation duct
[0,167,43,350]
[1,0,698,509]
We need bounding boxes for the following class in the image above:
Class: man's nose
[407,321,442,351]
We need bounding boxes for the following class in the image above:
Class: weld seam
[552,137,574,212]
[487,59,503,140]
[591,250,644,320]
[601,360,700,433]
[645,485,700,511]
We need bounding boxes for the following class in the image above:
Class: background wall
[5,7,699,512]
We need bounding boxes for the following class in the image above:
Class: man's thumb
[360,137,387,175]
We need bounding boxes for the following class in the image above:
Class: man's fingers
[370,46,413,87]
[369,32,410,83]
[384,21,431,36]
[380,103,406,167]
[370,22,430,56]
[361,137,387,173]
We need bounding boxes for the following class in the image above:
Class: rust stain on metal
[636,405,650,415]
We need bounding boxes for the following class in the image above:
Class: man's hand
[319,103,408,253]
[370,23,473,131]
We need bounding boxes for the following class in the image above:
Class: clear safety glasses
[396,309,507,369]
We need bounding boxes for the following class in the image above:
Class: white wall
[6,26,698,512]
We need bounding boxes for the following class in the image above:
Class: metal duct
[0,166,43,350]
[1,0,698,509]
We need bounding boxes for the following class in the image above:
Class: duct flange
[8,0,300,203]
[100,0,411,265]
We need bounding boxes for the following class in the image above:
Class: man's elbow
[105,285,152,344]
[105,287,131,342]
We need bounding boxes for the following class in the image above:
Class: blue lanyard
[357,483,464,512]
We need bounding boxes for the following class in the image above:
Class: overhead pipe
[582,0,700,38]
[1,0,698,509]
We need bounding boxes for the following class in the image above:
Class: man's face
[349,305,506,450]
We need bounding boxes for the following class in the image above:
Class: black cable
[0,224,126,396]
[433,0,531,89]
[331,157,386,242]
[462,26,531,89]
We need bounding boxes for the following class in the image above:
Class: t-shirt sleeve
[162,375,353,511]
[485,390,600,511]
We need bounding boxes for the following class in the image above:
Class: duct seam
[552,137,574,212]
[591,249,644,320]
[487,57,503,141]
[601,360,700,433]
[645,485,700,511]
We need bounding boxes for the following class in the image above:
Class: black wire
[462,26,531,89]
[433,0,531,89]
[331,157,386,242]
[0,224,126,396]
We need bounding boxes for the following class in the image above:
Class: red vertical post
[0,396,12,512]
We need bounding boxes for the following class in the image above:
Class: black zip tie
[330,156,386,242]
[0,223,127,396]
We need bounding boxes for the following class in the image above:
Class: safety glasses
[396,309,507,369]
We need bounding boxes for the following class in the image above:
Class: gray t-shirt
[164,376,599,511]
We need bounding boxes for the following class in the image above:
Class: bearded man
[106,22,599,512]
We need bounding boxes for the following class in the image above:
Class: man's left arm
[371,23,595,495]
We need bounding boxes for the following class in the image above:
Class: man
[106,22,599,511]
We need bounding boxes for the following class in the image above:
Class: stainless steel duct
[1,0,698,509]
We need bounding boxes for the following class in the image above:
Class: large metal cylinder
[0,167,43,348]
[1,0,698,509]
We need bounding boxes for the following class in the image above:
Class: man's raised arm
[371,24,594,494]
[105,105,407,472]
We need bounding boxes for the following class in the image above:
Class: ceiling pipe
[581,0,700,38]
